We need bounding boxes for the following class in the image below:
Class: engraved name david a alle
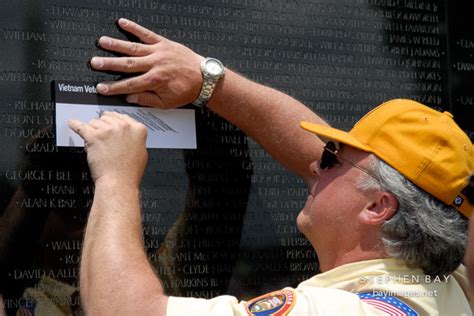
[58,83,97,94]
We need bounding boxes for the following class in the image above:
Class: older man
[70,19,474,315]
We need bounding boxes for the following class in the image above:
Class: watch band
[192,58,225,107]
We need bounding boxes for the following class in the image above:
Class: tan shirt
[167,258,473,315]
[17,277,82,316]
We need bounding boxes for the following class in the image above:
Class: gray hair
[356,156,468,277]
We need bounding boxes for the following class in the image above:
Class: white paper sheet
[55,103,196,149]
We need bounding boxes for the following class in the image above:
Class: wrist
[192,57,225,107]
[94,174,141,193]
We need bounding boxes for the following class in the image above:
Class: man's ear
[359,191,398,225]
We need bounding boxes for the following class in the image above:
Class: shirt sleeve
[167,295,248,316]
[167,287,391,316]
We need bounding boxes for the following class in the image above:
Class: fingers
[97,36,152,56]
[91,19,166,72]
[96,111,144,131]
[69,112,141,134]
[90,56,151,73]
[96,73,157,95]
[68,119,93,141]
[101,111,148,138]
[88,118,107,129]
[117,18,164,44]
[68,117,112,142]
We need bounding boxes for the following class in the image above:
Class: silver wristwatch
[192,57,225,107]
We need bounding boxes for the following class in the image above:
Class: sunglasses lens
[320,142,338,170]
[320,150,334,169]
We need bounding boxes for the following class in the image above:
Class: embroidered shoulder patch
[357,292,419,316]
[245,289,296,316]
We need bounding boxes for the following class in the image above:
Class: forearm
[208,69,327,182]
[80,178,167,315]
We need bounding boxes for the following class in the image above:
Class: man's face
[296,144,374,251]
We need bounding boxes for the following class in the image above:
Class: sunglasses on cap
[320,141,377,179]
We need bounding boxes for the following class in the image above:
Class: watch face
[205,59,224,76]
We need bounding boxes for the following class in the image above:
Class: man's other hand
[68,111,148,187]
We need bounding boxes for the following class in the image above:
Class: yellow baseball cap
[300,99,474,218]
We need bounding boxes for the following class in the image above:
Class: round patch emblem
[246,289,295,315]
[454,196,464,206]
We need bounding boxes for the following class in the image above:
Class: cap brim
[300,121,372,153]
